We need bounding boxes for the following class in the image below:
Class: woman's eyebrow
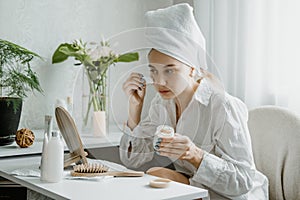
[148,64,176,68]
[164,64,176,68]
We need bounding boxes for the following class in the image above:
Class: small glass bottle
[40,115,52,181]
[44,115,53,139]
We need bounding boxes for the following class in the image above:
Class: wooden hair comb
[71,163,144,177]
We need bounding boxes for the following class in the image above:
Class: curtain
[194,0,300,114]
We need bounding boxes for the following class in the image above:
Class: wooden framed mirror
[55,106,88,167]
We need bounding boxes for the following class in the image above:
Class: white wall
[0,0,175,130]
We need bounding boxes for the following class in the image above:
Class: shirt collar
[194,78,213,106]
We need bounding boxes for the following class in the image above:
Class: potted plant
[0,39,43,146]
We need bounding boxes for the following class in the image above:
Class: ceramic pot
[0,97,22,146]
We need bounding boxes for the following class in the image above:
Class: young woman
[120,3,268,199]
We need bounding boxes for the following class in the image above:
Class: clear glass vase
[80,67,109,136]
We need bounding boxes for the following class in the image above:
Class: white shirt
[119,78,269,199]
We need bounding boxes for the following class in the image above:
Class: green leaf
[59,46,86,62]
[52,43,78,64]
[114,52,139,63]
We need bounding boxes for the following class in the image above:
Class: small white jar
[153,125,174,149]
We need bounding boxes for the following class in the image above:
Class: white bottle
[44,131,64,183]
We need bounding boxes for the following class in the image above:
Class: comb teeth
[73,163,109,173]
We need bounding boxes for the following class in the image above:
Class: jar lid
[156,125,174,137]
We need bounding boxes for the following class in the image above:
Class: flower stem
[83,66,109,125]
[86,70,99,111]
[83,95,93,125]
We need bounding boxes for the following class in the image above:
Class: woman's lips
[159,90,171,94]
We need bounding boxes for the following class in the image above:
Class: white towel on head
[145,3,207,72]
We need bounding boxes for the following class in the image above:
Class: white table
[0,156,208,200]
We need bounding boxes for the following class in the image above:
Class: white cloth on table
[10,158,128,181]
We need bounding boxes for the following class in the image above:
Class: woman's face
[148,49,193,100]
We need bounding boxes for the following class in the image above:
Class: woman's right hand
[122,72,146,106]
[123,73,146,130]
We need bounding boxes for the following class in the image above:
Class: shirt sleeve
[119,95,163,169]
[192,96,257,198]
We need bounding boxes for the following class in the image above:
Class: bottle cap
[51,131,60,137]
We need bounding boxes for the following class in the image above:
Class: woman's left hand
[156,133,204,169]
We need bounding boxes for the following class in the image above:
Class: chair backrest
[248,106,300,200]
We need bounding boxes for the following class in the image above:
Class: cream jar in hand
[153,125,174,150]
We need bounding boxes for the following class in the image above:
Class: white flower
[99,46,113,57]
[88,46,114,61]
[89,47,101,61]
[72,39,85,50]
